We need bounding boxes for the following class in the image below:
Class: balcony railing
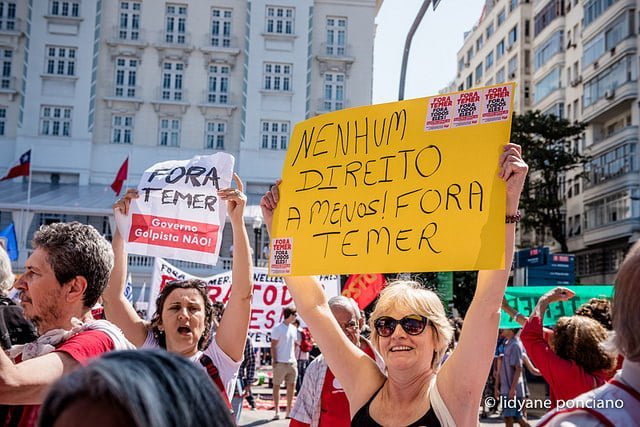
[318,43,353,59]
[316,98,349,114]
[200,90,238,106]
[106,26,147,45]
[154,87,189,103]
[0,17,23,34]
[157,31,192,48]
[201,34,240,50]
[0,76,17,92]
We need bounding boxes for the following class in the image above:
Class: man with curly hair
[0,222,133,427]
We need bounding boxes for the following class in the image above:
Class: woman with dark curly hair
[520,287,617,408]
[102,174,253,406]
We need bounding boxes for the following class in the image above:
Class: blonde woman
[260,144,528,426]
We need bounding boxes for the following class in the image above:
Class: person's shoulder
[539,410,602,427]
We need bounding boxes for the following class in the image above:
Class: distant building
[0,0,382,286]
[451,0,640,284]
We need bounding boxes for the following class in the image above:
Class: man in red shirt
[0,222,129,427]
[289,296,384,427]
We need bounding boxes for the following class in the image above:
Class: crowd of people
[0,145,638,426]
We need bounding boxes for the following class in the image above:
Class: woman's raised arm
[215,174,253,362]
[102,189,149,347]
[260,182,385,414]
[438,144,528,425]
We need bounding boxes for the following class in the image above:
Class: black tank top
[351,384,442,427]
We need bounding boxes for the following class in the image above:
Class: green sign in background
[499,285,613,329]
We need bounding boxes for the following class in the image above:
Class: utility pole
[398,0,442,100]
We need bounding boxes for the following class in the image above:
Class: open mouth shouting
[177,326,193,336]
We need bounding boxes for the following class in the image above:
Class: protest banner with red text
[115,153,234,265]
[149,258,340,347]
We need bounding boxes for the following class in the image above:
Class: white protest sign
[149,258,340,347]
[116,153,234,265]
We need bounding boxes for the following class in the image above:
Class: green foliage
[511,111,589,252]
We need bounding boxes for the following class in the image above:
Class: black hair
[39,349,234,427]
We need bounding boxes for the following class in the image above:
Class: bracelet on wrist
[506,210,522,224]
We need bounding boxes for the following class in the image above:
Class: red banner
[342,273,387,309]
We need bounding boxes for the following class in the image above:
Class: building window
[497,8,506,27]
[496,67,506,83]
[0,49,11,89]
[485,51,494,70]
[583,11,632,69]
[475,63,483,83]
[585,190,633,229]
[114,57,138,97]
[508,54,518,76]
[112,115,133,144]
[326,17,347,56]
[496,39,505,60]
[261,121,289,150]
[509,0,518,12]
[587,143,636,185]
[583,55,638,107]
[534,0,563,36]
[508,24,518,46]
[118,1,141,41]
[165,4,187,44]
[476,35,483,51]
[323,72,345,111]
[535,30,563,71]
[543,102,564,119]
[584,0,620,28]
[263,63,291,91]
[45,46,76,76]
[211,8,232,47]
[0,108,5,136]
[458,58,464,73]
[535,67,561,102]
[466,48,473,62]
[486,23,494,39]
[158,118,180,146]
[266,6,294,35]
[161,61,184,101]
[205,121,226,149]
[40,106,72,137]
[49,0,79,17]
[0,2,16,31]
[207,64,229,104]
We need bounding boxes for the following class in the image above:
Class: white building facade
[452,0,640,284]
[0,0,382,286]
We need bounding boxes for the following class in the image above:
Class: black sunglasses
[373,315,429,337]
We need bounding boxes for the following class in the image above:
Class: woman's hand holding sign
[218,173,247,226]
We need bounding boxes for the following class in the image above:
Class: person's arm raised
[438,144,528,426]
[215,174,253,362]
[102,189,148,347]
[260,182,385,415]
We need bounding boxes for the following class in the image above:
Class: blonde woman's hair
[369,281,454,370]
[0,246,14,297]
[612,240,640,362]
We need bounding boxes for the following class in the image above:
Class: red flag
[110,157,128,196]
[0,149,31,181]
[342,274,387,309]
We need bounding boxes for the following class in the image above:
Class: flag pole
[23,147,33,257]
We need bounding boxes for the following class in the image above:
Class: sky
[373,0,486,103]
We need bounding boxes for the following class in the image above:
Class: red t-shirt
[4,330,114,427]
[317,342,377,427]
[520,315,614,408]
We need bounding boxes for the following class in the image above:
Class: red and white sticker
[270,237,293,275]
[452,90,481,127]
[481,85,512,123]
[424,94,454,131]
[128,214,219,252]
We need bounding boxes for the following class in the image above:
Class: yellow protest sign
[269,83,515,276]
